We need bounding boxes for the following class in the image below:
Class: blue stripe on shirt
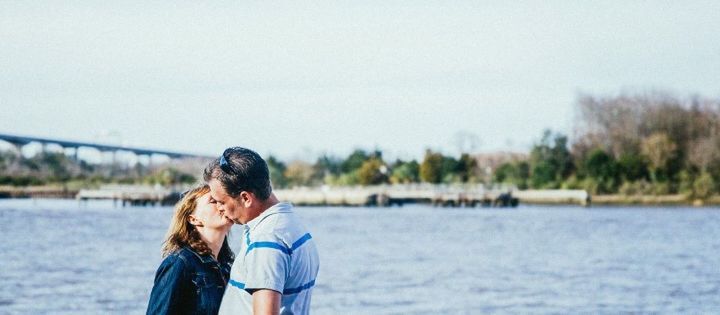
[246,241,291,255]
[283,279,316,295]
[245,233,313,256]
[229,279,245,289]
[291,233,313,251]
[229,279,316,295]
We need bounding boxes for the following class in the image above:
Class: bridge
[0,133,213,162]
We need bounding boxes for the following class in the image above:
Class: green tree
[313,154,342,181]
[530,161,555,188]
[494,161,529,189]
[284,160,315,187]
[456,153,478,183]
[516,161,530,189]
[441,155,459,183]
[583,149,619,193]
[617,153,649,181]
[266,155,288,188]
[146,167,196,186]
[390,159,419,184]
[529,130,573,188]
[693,172,715,199]
[358,158,388,186]
[341,149,373,173]
[420,150,444,183]
[494,163,513,183]
[551,134,575,179]
[641,132,677,181]
[35,152,75,181]
[678,170,696,196]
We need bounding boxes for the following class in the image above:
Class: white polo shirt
[218,202,319,315]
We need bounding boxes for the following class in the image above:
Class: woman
[147,184,234,315]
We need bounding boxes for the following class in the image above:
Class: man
[204,147,319,315]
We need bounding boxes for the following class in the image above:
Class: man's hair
[203,147,272,200]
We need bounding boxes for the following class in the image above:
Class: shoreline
[590,194,720,207]
[2,185,718,207]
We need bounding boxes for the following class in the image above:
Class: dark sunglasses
[219,150,234,174]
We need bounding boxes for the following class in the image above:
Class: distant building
[472,151,528,181]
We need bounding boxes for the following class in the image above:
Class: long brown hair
[161,184,214,257]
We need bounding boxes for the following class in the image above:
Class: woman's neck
[197,227,227,260]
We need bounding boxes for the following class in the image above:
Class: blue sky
[1,1,719,161]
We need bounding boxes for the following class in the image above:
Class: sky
[1,1,719,162]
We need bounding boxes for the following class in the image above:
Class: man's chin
[224,216,242,224]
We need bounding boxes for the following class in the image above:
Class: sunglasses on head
[219,150,234,174]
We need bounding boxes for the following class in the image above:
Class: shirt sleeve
[242,232,290,294]
[146,255,188,315]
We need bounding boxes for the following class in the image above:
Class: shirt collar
[245,202,293,232]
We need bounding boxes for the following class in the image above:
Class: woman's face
[192,192,233,230]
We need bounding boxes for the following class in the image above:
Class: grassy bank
[589,194,720,206]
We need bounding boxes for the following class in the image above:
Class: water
[1,199,719,314]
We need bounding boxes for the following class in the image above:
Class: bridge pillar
[12,143,24,158]
[64,146,81,164]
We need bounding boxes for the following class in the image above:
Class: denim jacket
[147,243,234,315]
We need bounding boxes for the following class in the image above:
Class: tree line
[494,92,720,199]
[265,149,481,188]
[268,91,720,199]
[2,91,718,198]
[0,150,196,187]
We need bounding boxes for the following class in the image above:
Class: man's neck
[245,193,280,224]
[259,193,279,211]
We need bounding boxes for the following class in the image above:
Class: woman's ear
[188,214,204,227]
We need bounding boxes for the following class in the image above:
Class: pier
[73,184,589,207]
[274,184,521,207]
[76,185,181,206]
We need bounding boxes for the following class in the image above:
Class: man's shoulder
[252,204,303,233]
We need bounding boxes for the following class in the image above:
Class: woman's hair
[161,184,213,257]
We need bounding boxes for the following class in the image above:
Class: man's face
[208,179,245,224]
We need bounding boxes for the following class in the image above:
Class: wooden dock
[74,184,590,207]
[274,184,520,207]
[76,185,182,206]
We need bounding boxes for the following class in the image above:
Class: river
[1,199,718,314]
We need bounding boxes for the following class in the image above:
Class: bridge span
[0,133,213,161]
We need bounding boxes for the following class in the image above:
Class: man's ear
[188,214,203,227]
[239,191,254,208]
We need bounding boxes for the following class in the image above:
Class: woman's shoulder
[170,246,214,266]
[173,246,204,260]
[160,247,197,267]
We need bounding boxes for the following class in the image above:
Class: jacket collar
[183,241,235,265]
